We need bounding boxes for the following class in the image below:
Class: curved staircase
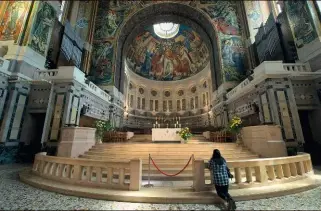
[79,142,259,181]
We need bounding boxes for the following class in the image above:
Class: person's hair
[212,149,221,159]
[211,149,224,165]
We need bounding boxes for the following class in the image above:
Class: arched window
[153,22,180,39]
[58,1,66,22]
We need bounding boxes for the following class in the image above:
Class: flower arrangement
[177,127,193,143]
[228,116,243,145]
[228,116,243,133]
[94,120,113,141]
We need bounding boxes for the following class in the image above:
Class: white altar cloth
[152,128,182,142]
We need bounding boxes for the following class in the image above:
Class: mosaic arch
[126,24,210,81]
[113,2,222,93]
[91,1,247,90]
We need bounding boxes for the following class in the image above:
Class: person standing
[208,149,236,210]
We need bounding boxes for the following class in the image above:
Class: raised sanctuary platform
[20,151,320,204]
[80,142,259,181]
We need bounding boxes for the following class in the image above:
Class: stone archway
[114,2,221,93]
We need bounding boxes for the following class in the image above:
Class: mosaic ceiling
[126,24,210,81]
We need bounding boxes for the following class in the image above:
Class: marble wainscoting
[57,127,96,158]
[242,125,288,158]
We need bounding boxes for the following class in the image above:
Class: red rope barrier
[150,155,193,177]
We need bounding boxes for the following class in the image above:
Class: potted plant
[177,127,193,143]
[228,116,243,145]
[94,120,113,143]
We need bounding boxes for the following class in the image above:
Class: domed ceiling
[126,24,210,81]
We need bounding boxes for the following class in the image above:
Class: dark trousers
[215,185,232,202]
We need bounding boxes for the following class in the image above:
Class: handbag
[226,167,234,179]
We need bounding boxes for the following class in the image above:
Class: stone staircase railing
[193,153,313,191]
[32,152,142,191]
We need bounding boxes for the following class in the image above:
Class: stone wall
[123,63,212,129]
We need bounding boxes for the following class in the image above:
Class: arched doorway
[114,2,221,94]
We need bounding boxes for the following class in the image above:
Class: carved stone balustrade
[193,153,314,191]
[32,153,142,191]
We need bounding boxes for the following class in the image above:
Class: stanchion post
[191,154,195,189]
[144,153,154,188]
[148,153,151,185]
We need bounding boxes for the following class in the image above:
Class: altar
[152,128,182,142]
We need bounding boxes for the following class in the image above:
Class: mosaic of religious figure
[91,0,141,85]
[126,25,209,81]
[0,1,30,42]
[28,2,56,56]
[74,1,94,41]
[285,1,318,48]
[94,1,140,40]
[245,1,262,22]
[244,1,264,42]
[94,10,120,39]
[91,41,114,85]
[200,1,246,82]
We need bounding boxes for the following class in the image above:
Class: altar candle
[153,124,155,128]
[179,124,181,128]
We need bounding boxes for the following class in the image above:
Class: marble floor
[1,164,321,210]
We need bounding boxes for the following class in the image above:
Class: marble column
[0,81,30,164]
[263,79,304,146]
[42,81,83,154]
[0,81,30,145]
